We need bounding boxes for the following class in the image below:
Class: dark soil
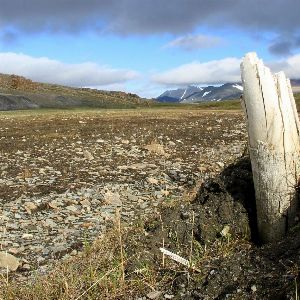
[132,156,300,299]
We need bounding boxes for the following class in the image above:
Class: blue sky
[0,0,299,98]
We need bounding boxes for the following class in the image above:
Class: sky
[0,0,300,98]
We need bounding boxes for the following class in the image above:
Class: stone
[220,225,230,237]
[161,190,170,196]
[216,161,225,168]
[0,252,20,271]
[44,219,57,228]
[143,143,167,156]
[21,263,31,270]
[154,191,163,199]
[147,177,158,184]
[22,233,34,239]
[24,202,37,213]
[251,285,257,292]
[66,205,78,213]
[8,247,24,255]
[49,200,59,209]
[147,291,162,299]
[139,202,148,209]
[51,244,68,257]
[80,199,91,206]
[103,191,122,206]
[83,150,94,160]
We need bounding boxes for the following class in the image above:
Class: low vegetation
[0,73,153,110]
[0,200,252,300]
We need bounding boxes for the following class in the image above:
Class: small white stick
[159,248,190,267]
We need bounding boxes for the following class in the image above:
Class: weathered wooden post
[241,52,300,243]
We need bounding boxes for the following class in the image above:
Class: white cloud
[152,53,300,92]
[0,52,139,87]
[152,57,241,86]
[277,54,300,79]
[164,34,222,51]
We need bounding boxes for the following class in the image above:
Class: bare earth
[0,108,247,280]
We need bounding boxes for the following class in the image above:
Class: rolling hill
[0,73,151,110]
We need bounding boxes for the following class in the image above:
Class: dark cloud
[269,40,293,56]
[0,30,18,45]
[163,34,222,51]
[269,34,300,56]
[0,0,299,52]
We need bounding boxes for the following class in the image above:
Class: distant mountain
[0,73,151,110]
[182,83,243,103]
[157,83,243,103]
[291,79,300,86]
[291,79,300,93]
[157,85,203,102]
[158,80,300,103]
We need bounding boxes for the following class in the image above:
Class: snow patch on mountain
[203,91,211,97]
[180,89,187,99]
[232,84,243,91]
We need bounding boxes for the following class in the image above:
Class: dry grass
[0,225,144,300]
[0,209,250,300]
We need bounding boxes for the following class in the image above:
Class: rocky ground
[0,108,246,281]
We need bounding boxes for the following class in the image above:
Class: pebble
[0,252,20,271]
[83,150,94,160]
[147,177,159,184]
[147,291,162,299]
[22,234,34,239]
[251,285,257,292]
[24,202,37,213]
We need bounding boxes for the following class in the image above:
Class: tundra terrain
[0,106,299,299]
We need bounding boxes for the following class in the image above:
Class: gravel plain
[0,108,247,280]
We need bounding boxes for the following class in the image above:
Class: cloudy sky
[0,0,300,98]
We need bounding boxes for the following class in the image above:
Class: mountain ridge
[158,80,300,103]
[0,73,151,110]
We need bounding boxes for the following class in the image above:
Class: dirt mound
[143,157,255,259]
[193,156,256,244]
[137,156,300,299]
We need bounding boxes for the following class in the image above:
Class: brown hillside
[0,73,152,110]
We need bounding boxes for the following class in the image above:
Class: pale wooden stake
[241,52,300,243]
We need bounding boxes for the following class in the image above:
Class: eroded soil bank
[134,156,300,299]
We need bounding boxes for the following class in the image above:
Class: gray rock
[103,191,122,206]
[51,244,68,257]
[66,205,78,213]
[44,219,57,228]
[83,150,94,160]
[147,291,162,299]
[0,252,20,271]
[24,202,37,214]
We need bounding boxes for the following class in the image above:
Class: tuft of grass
[0,211,251,300]
[0,226,143,300]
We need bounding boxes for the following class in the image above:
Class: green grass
[151,99,242,110]
[295,93,300,108]
[1,93,299,117]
